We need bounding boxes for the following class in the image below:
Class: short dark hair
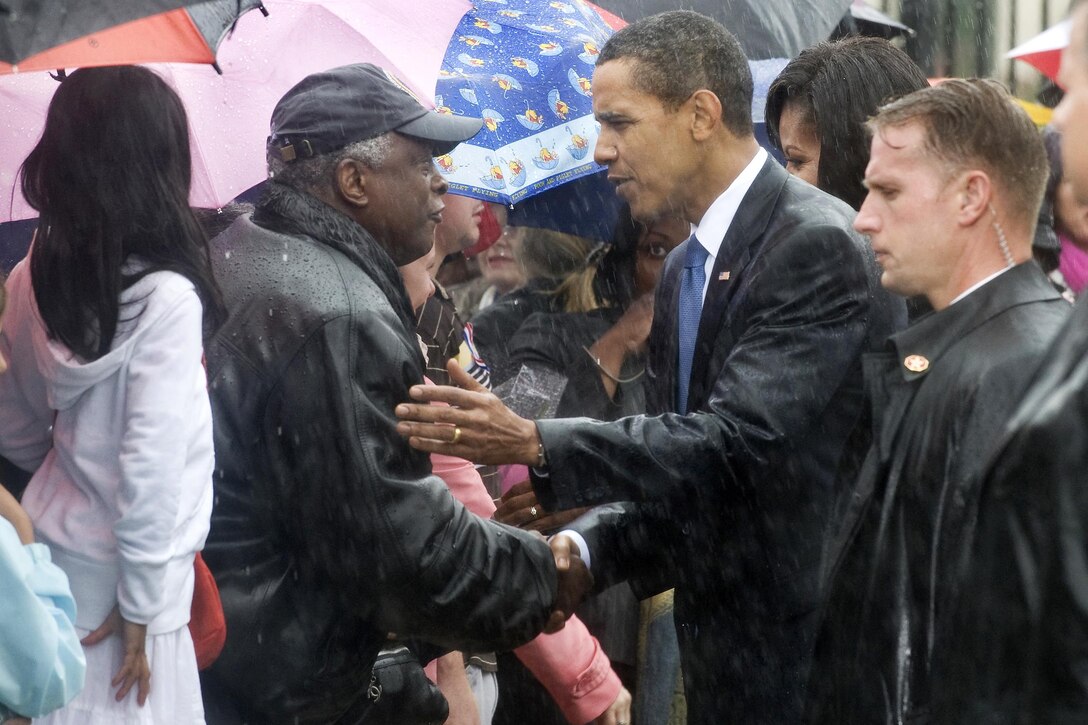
[871,79,1049,227]
[597,10,753,137]
[766,37,929,210]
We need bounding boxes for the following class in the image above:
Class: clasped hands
[543,532,593,634]
[395,360,592,632]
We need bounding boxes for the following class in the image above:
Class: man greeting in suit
[395,11,904,723]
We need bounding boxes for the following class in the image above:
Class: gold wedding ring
[451,426,462,444]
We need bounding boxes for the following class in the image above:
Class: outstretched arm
[397,224,876,513]
[268,309,584,651]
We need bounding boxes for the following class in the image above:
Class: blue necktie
[677,236,709,415]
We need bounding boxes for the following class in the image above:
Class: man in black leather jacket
[198,64,583,724]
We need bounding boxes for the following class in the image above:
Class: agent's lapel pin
[903,354,929,373]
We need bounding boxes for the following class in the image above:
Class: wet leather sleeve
[267,307,558,653]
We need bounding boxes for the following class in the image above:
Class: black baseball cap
[268,63,483,161]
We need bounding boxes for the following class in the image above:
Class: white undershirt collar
[947,265,1013,306]
[690,148,768,301]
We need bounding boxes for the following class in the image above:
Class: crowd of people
[3,3,1088,725]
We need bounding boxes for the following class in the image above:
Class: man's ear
[956,170,991,227]
[335,158,369,208]
[690,89,722,142]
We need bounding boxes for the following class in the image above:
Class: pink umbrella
[1008,18,1071,84]
[0,0,472,221]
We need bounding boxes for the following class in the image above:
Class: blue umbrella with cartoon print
[432,0,614,205]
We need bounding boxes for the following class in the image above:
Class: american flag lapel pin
[718,271,731,281]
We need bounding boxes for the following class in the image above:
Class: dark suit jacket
[531,158,906,723]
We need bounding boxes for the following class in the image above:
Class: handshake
[543,533,593,634]
[392,361,595,634]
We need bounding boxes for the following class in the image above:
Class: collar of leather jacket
[252,181,417,332]
[887,261,1062,382]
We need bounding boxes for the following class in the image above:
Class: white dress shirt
[691,147,768,301]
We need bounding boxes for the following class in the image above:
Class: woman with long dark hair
[766,36,930,210]
[0,65,223,724]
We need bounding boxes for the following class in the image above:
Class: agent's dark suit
[531,157,905,723]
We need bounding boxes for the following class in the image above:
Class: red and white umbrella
[0,1,264,75]
[0,0,472,221]
[1008,18,1071,85]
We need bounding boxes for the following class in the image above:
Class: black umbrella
[830,1,915,41]
[0,0,242,65]
[590,0,853,59]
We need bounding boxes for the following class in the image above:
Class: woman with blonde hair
[470,221,606,383]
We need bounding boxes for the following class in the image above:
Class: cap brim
[398,112,484,156]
